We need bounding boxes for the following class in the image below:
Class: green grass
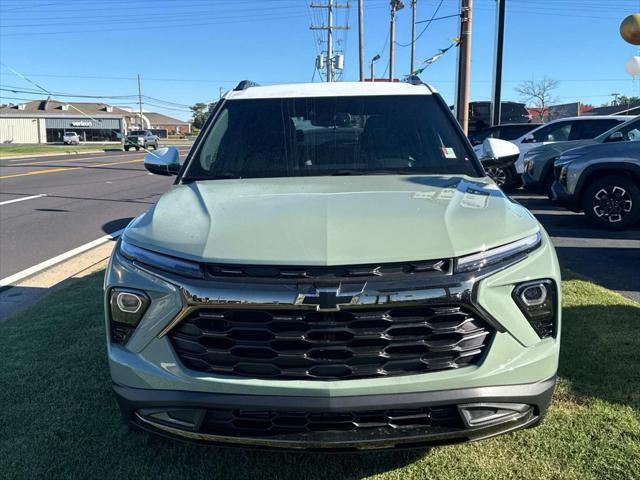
[0,144,122,156]
[1,273,639,480]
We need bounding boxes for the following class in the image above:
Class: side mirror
[607,131,624,142]
[521,134,535,144]
[144,147,180,176]
[481,138,520,167]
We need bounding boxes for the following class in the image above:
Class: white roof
[226,81,435,100]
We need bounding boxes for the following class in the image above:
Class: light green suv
[105,80,561,451]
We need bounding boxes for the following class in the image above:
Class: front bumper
[115,376,555,451]
[550,181,580,211]
[522,171,545,193]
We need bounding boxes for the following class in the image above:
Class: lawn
[0,144,122,157]
[1,273,638,479]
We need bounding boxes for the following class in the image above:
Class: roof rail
[234,80,260,91]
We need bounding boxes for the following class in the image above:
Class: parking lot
[513,192,640,302]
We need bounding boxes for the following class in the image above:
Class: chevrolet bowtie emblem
[295,285,365,311]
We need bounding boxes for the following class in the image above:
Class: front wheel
[487,167,516,192]
[135,146,140,151]
[582,175,640,230]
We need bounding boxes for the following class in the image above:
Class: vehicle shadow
[102,217,135,234]
[558,301,640,410]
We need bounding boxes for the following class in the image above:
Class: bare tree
[515,76,559,122]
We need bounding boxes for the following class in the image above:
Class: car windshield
[596,116,640,142]
[130,131,146,135]
[183,95,479,180]
[65,132,77,135]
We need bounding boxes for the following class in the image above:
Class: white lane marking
[0,194,47,206]
[0,228,124,287]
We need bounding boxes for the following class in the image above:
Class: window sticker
[461,187,490,209]
[441,147,457,159]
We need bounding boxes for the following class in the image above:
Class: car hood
[527,139,598,162]
[123,175,539,265]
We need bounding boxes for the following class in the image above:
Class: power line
[395,0,446,47]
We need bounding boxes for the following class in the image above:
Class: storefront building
[0,98,127,144]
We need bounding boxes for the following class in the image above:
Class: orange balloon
[620,14,640,45]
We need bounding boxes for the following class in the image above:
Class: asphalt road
[0,148,186,280]
[1,152,638,301]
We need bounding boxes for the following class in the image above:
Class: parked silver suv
[551,136,640,229]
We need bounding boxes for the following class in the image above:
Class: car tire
[487,167,516,192]
[135,147,140,151]
[581,175,640,230]
[124,146,130,151]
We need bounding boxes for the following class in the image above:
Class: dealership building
[0,98,191,143]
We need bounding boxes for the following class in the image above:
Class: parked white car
[63,131,80,145]
[474,116,632,173]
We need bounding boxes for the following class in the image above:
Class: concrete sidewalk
[0,242,114,321]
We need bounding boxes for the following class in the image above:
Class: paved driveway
[514,193,640,302]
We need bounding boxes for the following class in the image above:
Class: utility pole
[219,87,224,100]
[358,0,364,81]
[389,0,404,82]
[410,0,417,76]
[454,0,472,134]
[137,74,143,130]
[490,0,505,126]
[311,2,350,82]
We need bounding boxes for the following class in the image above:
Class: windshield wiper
[183,172,241,181]
[331,169,411,176]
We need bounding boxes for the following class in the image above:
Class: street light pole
[389,0,404,82]
[358,0,365,81]
[370,54,380,81]
[137,74,143,130]
[410,0,417,77]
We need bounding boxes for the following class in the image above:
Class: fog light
[512,279,557,338]
[116,292,143,313]
[520,284,547,306]
[109,288,149,345]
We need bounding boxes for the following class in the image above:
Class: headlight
[455,232,542,273]
[523,159,534,173]
[138,136,144,141]
[512,279,558,338]
[119,238,204,279]
[555,153,582,167]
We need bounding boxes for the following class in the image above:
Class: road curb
[0,240,117,321]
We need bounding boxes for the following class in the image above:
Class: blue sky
[1,0,640,121]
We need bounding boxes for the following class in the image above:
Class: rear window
[184,95,479,181]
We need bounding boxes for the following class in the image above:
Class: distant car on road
[470,123,542,191]
[551,133,640,230]
[523,116,639,196]
[125,130,159,151]
[63,131,80,145]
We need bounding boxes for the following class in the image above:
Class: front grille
[205,259,450,280]
[201,405,463,437]
[169,305,492,380]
